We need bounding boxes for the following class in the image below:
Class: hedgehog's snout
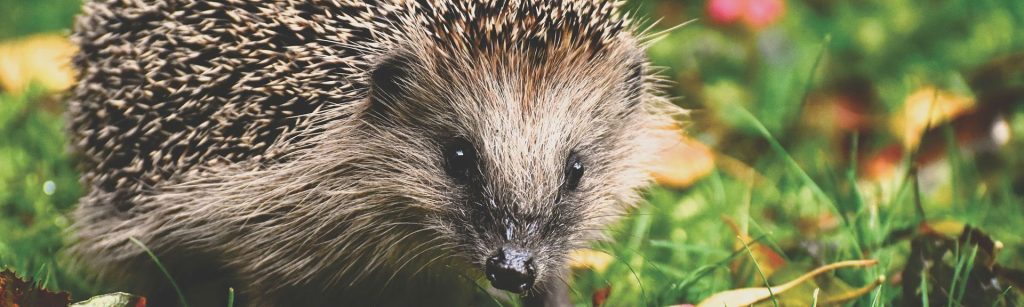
[485,246,536,293]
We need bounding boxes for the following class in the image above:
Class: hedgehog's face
[364,42,654,294]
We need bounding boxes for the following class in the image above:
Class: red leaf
[592,286,611,307]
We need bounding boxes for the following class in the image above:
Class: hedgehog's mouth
[483,245,536,293]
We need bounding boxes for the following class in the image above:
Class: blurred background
[1,0,1022,305]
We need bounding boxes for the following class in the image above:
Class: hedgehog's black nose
[485,247,536,293]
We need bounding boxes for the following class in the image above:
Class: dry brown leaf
[0,269,71,307]
[902,224,1016,305]
[0,34,76,94]
[681,259,878,307]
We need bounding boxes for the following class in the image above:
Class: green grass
[129,237,190,307]
[2,0,1024,305]
[0,86,91,296]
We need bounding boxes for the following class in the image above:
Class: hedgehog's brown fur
[67,0,678,305]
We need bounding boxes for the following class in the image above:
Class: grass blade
[921,268,930,307]
[129,237,189,307]
[227,287,234,307]
[739,237,779,307]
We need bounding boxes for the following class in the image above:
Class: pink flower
[706,0,785,29]
[744,0,785,28]
[707,0,744,24]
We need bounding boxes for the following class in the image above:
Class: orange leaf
[648,125,715,189]
[722,216,786,283]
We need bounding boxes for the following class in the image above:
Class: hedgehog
[66,0,678,305]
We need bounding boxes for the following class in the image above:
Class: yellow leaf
[569,249,614,273]
[919,219,965,237]
[0,34,77,94]
[691,259,878,307]
[890,86,975,150]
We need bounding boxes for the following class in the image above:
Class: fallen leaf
[891,86,975,150]
[648,124,715,189]
[591,286,611,307]
[569,249,614,273]
[0,269,71,307]
[802,91,875,134]
[685,259,878,307]
[918,219,966,238]
[994,265,1024,291]
[819,275,885,305]
[722,216,786,286]
[0,34,76,94]
[862,145,903,182]
[711,152,768,185]
[71,293,147,307]
[901,223,1020,306]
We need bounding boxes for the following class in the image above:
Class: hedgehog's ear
[366,54,413,117]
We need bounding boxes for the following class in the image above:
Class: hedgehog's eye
[444,138,477,182]
[564,154,585,190]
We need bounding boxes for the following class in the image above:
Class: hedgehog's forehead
[454,54,624,182]
[440,49,628,129]
[409,0,630,55]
